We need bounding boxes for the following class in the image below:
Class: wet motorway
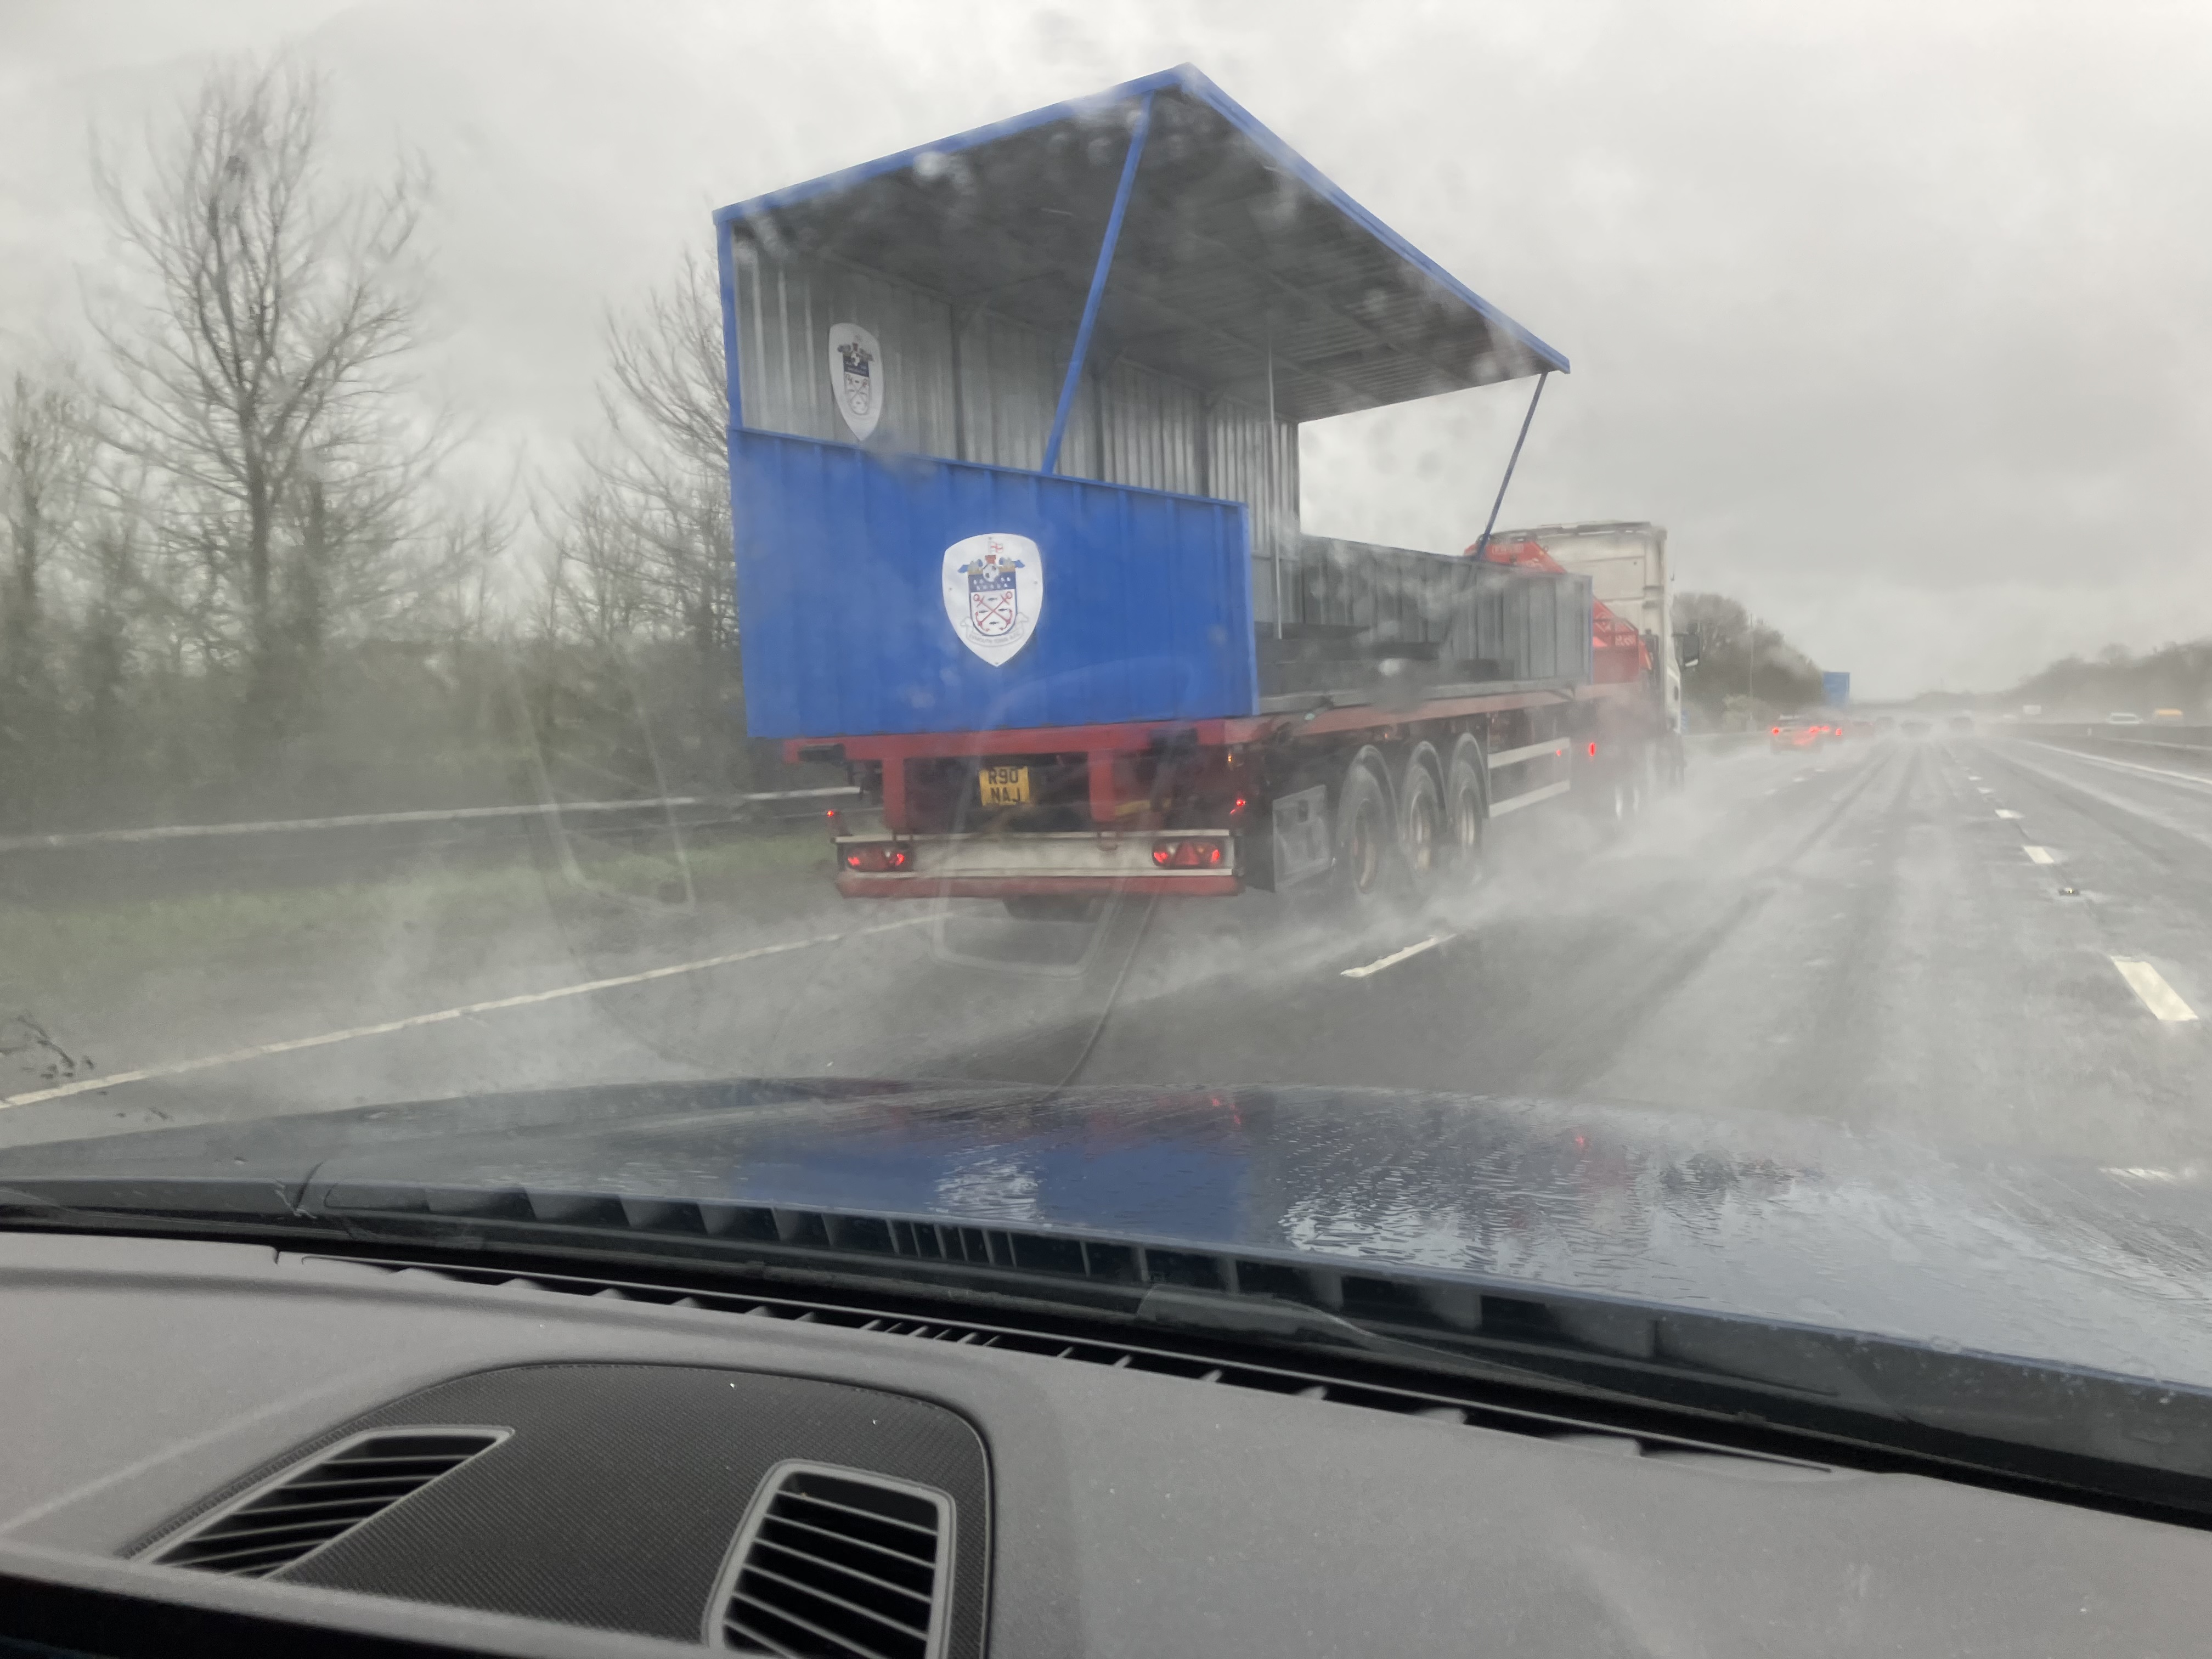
[7,732,2211,1171]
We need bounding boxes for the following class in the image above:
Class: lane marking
[2103,1165,2205,1184]
[1967,774,1982,781]
[2112,958,2199,1023]
[2024,846,2056,865]
[1995,809,2021,819]
[0,788,860,855]
[1342,935,1451,979]
[2018,741,2212,792]
[0,916,933,1110]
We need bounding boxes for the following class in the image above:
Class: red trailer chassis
[788,678,1664,903]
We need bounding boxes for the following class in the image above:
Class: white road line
[2112,958,2200,1023]
[0,917,932,1110]
[2019,741,2212,792]
[1342,935,1451,979]
[2024,846,2056,865]
[1995,809,2021,819]
[1977,787,1995,795]
[2103,1165,2205,1184]
[1967,774,1982,781]
[0,789,860,855]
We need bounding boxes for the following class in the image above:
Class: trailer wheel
[1397,743,1446,884]
[1444,735,1488,875]
[1332,749,1396,904]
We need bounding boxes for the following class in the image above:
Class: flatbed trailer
[716,66,1672,909]
[791,671,1662,902]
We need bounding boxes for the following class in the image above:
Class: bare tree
[535,476,662,648]
[0,370,90,819]
[91,58,434,759]
[589,249,733,651]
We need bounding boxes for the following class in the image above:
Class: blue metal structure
[1042,93,1152,476]
[712,64,1572,741]
[731,430,1251,737]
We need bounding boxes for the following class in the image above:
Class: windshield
[5,2,2212,1401]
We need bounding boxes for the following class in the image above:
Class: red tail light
[842,844,912,873]
[1151,838,1225,868]
[1587,742,1598,758]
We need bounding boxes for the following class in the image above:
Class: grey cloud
[5,0,2207,695]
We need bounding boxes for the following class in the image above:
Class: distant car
[1947,714,1973,733]
[1769,715,1830,752]
[2153,709,2185,724]
[1874,715,1897,733]
[1901,718,1930,737]
[2107,712,2143,726]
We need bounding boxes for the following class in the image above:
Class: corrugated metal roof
[713,65,1567,425]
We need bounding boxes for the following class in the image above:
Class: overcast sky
[5,0,2209,696]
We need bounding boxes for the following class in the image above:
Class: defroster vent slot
[713,1462,953,1658]
[146,1427,508,1578]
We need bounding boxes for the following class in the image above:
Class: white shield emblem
[826,322,883,441]
[941,533,1043,666]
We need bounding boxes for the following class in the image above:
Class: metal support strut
[1472,370,1550,561]
[1043,93,1154,475]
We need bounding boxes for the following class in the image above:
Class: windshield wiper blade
[0,1175,321,1227]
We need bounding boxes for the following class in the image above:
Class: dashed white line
[2112,958,2200,1023]
[0,916,933,1110]
[2103,1165,2205,1184]
[1995,809,2021,819]
[1977,787,1995,795]
[1342,935,1451,979]
[2023,846,2056,865]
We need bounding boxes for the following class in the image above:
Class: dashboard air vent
[149,1428,506,1578]
[716,1462,951,1658]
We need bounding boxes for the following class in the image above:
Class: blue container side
[732,430,1257,739]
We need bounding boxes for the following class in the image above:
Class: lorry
[712,65,1681,912]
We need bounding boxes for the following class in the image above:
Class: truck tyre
[1444,735,1488,876]
[1331,748,1397,906]
[1396,743,1446,885]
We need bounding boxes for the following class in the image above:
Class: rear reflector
[842,844,913,872]
[1151,839,1226,869]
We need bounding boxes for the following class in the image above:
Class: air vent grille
[718,1464,951,1658]
[307,1256,1830,1477]
[149,1429,505,1578]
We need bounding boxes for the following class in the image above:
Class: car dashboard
[1,1231,2208,1656]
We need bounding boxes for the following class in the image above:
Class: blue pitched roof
[713,65,1567,423]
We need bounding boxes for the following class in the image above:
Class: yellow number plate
[978,765,1031,807]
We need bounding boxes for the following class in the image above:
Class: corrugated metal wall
[730,244,1299,622]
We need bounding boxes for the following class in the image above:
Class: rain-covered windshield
[6,4,2212,1391]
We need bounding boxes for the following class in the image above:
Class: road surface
[5,733,2210,1171]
